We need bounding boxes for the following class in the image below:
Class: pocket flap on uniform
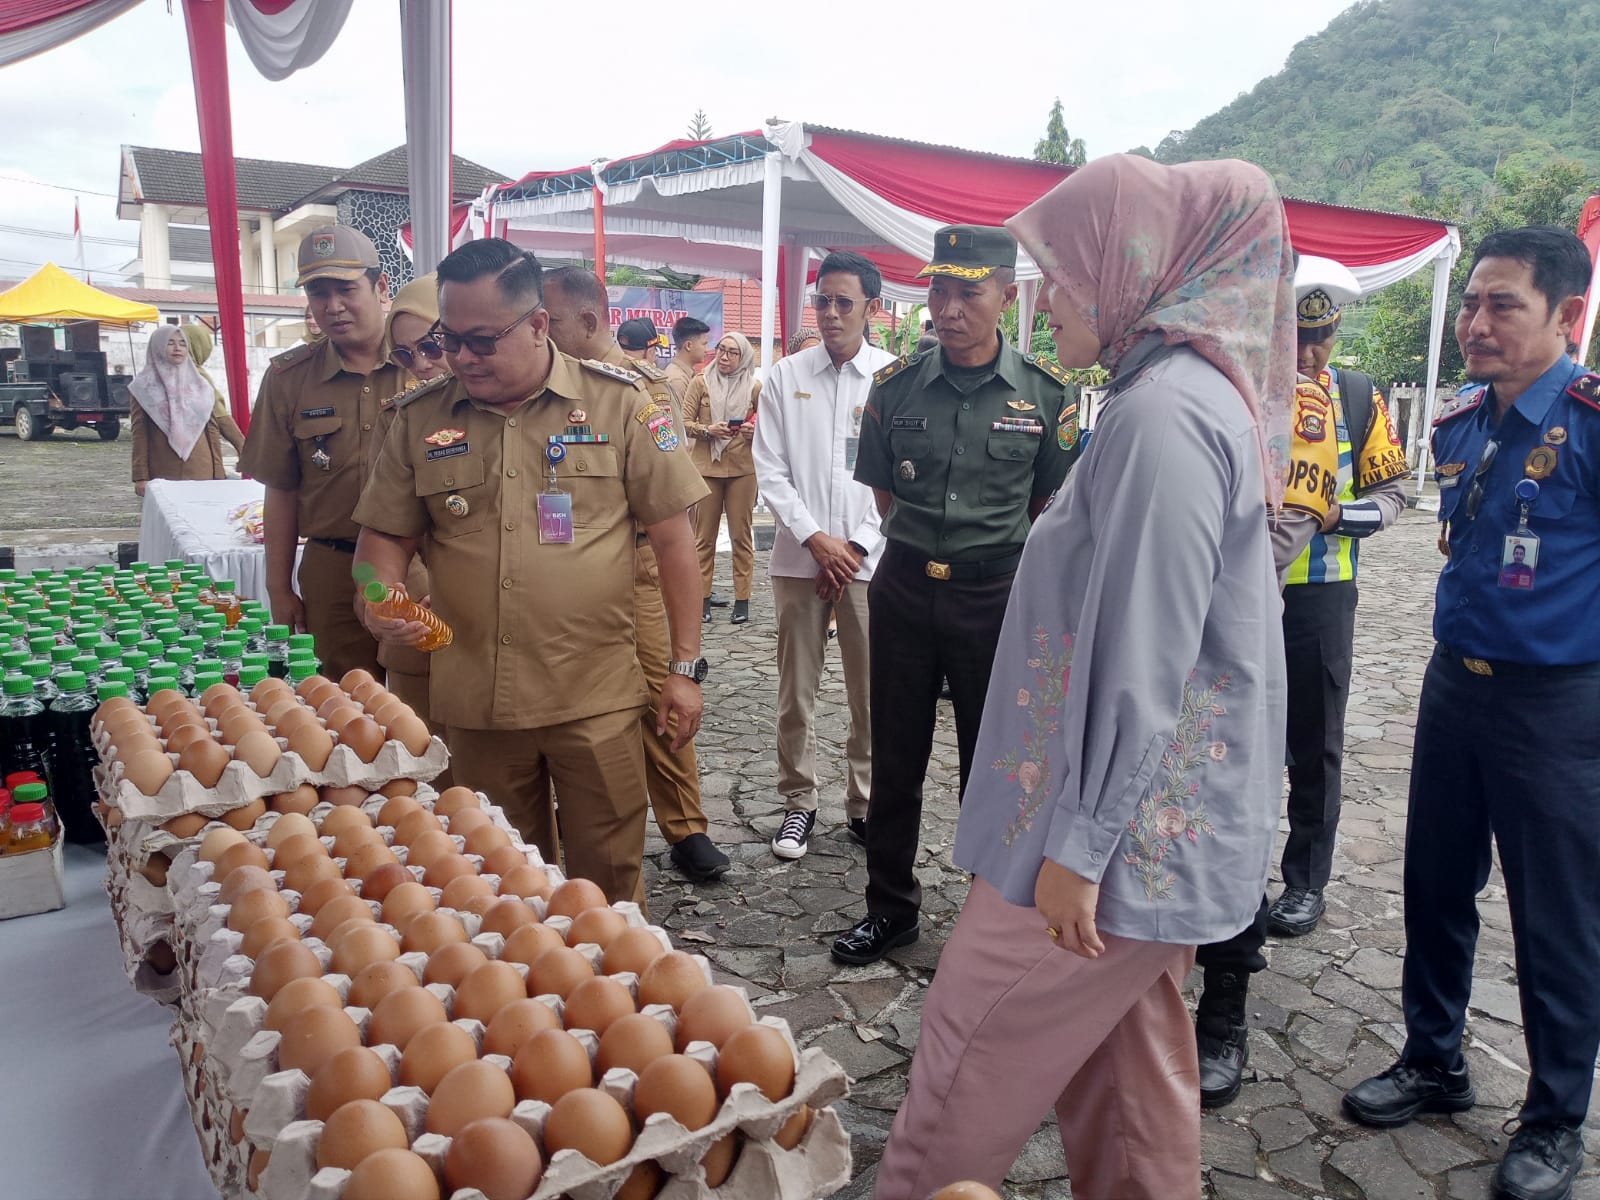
[291,414,343,440]
[987,434,1035,463]
[415,454,486,496]
[553,444,620,479]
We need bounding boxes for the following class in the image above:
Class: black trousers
[1401,648,1600,1127]
[1281,579,1358,891]
[1194,896,1270,976]
[864,541,1014,926]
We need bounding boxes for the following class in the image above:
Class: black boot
[1196,968,1250,1109]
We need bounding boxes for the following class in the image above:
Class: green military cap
[918,224,1019,281]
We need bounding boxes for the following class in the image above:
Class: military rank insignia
[425,428,466,446]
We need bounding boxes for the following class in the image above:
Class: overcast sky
[0,0,1354,285]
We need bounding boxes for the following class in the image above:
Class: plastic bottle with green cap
[355,562,453,650]
[192,670,225,695]
[240,616,265,655]
[238,665,268,690]
[146,673,180,700]
[0,673,47,778]
[1,621,25,654]
[4,784,57,852]
[217,637,246,687]
[1,649,27,676]
[119,651,150,703]
[97,680,129,702]
[165,647,196,695]
[265,624,292,678]
[46,670,100,845]
[288,633,317,663]
[286,656,321,683]
[22,659,57,704]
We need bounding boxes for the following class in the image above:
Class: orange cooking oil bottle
[361,580,453,651]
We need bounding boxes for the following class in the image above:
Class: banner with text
[606,286,722,366]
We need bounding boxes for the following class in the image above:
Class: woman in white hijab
[681,331,762,623]
[129,324,227,495]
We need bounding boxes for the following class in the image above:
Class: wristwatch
[667,657,709,683]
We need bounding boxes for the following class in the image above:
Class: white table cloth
[138,479,301,603]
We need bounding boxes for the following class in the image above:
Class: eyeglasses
[430,304,542,357]
[810,293,866,315]
[1462,438,1499,520]
[714,344,742,357]
[389,338,444,370]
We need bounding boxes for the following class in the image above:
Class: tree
[1033,98,1087,167]
[687,109,713,140]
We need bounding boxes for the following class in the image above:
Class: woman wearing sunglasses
[682,332,763,624]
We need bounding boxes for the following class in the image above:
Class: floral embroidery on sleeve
[1123,673,1231,899]
[995,626,1075,846]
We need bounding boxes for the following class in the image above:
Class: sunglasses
[429,304,542,357]
[1462,438,1499,521]
[389,339,444,370]
[811,293,866,315]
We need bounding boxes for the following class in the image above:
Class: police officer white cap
[1294,255,1363,332]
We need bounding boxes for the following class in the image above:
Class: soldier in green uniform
[832,224,1083,964]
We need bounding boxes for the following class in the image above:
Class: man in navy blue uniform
[1343,225,1600,1200]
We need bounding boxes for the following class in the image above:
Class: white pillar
[400,0,453,275]
[758,131,783,380]
[1016,279,1038,353]
[257,214,277,294]
[239,217,259,292]
[141,203,171,290]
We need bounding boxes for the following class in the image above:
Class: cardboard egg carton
[95,752,304,824]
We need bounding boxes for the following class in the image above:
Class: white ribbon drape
[0,0,141,68]
[224,0,352,81]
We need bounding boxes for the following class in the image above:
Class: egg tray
[172,1020,247,1196]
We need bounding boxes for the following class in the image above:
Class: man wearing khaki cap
[239,224,407,682]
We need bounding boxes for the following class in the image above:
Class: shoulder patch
[1433,386,1485,426]
[1023,352,1073,386]
[872,355,913,386]
[582,358,647,388]
[391,375,452,410]
[1565,371,1600,413]
[268,343,315,372]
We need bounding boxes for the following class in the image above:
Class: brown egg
[481,997,562,1058]
[544,1088,633,1166]
[481,844,531,878]
[381,881,436,931]
[340,668,377,692]
[376,793,422,829]
[563,975,636,1036]
[775,1105,812,1150]
[566,906,628,950]
[137,852,171,888]
[398,1020,477,1094]
[314,1098,409,1171]
[218,863,275,907]
[639,951,710,1012]
[264,696,304,727]
[198,824,247,864]
[295,673,334,701]
[423,854,477,890]
[526,945,594,999]
[498,864,552,901]
[145,687,186,716]
[266,811,318,849]
[164,722,211,758]
[635,1053,719,1130]
[233,730,281,777]
[378,778,417,800]
[347,960,421,1010]
[296,875,357,919]
[444,1117,543,1200]
[432,786,481,819]
[310,894,376,942]
[387,713,432,757]
[369,697,411,730]
[702,1133,740,1186]
[349,679,387,708]
[454,890,498,918]
[359,862,412,904]
[546,877,608,919]
[229,1107,247,1145]
[201,679,243,711]
[315,803,369,835]
[286,722,334,770]
[240,916,301,959]
[453,960,527,1024]
[271,784,320,815]
[212,838,270,883]
[284,852,343,896]
[124,748,176,796]
[616,1163,664,1200]
[596,1012,675,1077]
[342,1148,440,1200]
[221,796,268,832]
[331,925,401,976]
[304,1046,393,1122]
[247,1149,270,1191]
[399,829,454,872]
[321,783,370,808]
[716,1024,795,1100]
[271,831,328,872]
[249,939,323,1001]
[419,942,486,990]
[603,927,668,978]
[277,1004,361,1076]
[425,1059,515,1136]
[439,873,495,912]
[368,986,448,1051]
[444,807,491,840]
[332,822,384,861]
[463,822,513,859]
[509,1028,593,1105]
[251,676,293,707]
[675,985,752,1051]
[160,811,208,840]
[478,897,537,939]
[401,910,468,955]
[180,737,231,787]
[393,808,444,845]
[227,887,290,932]
[272,705,317,738]
[500,922,566,970]
[220,708,268,747]
[320,702,362,736]
[343,839,398,883]
[264,975,343,1031]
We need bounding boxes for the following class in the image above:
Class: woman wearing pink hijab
[872,155,1297,1199]
[129,324,228,494]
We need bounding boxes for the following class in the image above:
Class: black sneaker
[1493,1123,1583,1200]
[707,593,730,607]
[831,913,919,965]
[668,832,731,883]
[771,810,815,860]
[1342,1059,1476,1128]
[846,817,868,846]
[1267,887,1325,937]
[730,599,750,624]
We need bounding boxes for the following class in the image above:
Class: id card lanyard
[539,439,574,545]
[1498,477,1540,591]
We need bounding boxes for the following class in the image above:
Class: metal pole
[758,127,783,379]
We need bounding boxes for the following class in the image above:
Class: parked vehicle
[0,321,132,441]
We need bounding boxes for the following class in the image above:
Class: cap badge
[567,409,587,425]
[313,234,336,258]
[1297,291,1335,322]
[948,233,959,246]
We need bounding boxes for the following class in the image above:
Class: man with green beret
[831,224,1083,964]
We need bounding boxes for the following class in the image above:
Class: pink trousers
[873,878,1201,1200]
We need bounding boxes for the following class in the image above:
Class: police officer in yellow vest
[1270,255,1409,936]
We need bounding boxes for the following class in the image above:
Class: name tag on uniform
[425,442,469,461]
[845,436,860,470]
[991,419,1045,436]
[891,416,928,431]
[299,406,337,419]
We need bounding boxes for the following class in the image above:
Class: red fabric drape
[1281,199,1451,267]
[0,0,109,32]
[183,0,252,434]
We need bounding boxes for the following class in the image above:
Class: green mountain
[1150,0,1600,209]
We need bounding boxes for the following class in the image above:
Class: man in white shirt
[754,251,897,859]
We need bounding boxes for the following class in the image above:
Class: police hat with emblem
[296,224,381,287]
[917,224,1019,281]
[1294,254,1362,343]
[617,317,661,350]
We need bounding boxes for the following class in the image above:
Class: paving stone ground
[644,509,1600,1199]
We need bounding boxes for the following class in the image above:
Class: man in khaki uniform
[353,240,709,905]
[542,267,731,883]
[239,225,405,682]
[667,316,711,408]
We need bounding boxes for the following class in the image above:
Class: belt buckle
[1462,656,1494,676]
[925,560,951,581]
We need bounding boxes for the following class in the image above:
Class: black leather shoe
[669,833,731,883]
[1493,1123,1583,1200]
[1267,887,1325,937]
[730,599,749,624]
[702,599,712,623]
[1198,1021,1249,1108]
[707,593,730,607]
[1342,1059,1475,1127]
[846,817,868,846]
[831,914,919,965]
